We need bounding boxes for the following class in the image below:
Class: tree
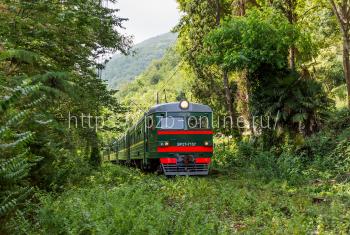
[203,9,294,132]
[0,1,131,229]
[0,84,37,224]
[257,74,332,137]
[0,0,131,186]
[1,0,131,167]
[203,8,330,139]
[0,50,56,228]
[175,0,241,135]
[329,0,350,107]
[270,0,299,71]
[233,0,258,16]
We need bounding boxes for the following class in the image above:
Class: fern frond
[19,84,41,96]
[0,150,30,180]
[32,72,74,93]
[0,186,33,218]
[0,111,31,137]
[0,132,34,149]
[23,95,46,108]
[0,50,40,65]
[0,199,16,217]
[0,84,41,113]
[34,119,53,125]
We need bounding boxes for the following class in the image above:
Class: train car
[112,100,213,176]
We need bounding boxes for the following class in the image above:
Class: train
[104,100,213,176]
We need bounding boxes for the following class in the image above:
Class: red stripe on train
[195,158,211,164]
[157,130,213,135]
[160,158,177,164]
[157,146,213,153]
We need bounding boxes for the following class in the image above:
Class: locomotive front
[146,101,213,176]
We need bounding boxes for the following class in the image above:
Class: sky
[116,0,181,44]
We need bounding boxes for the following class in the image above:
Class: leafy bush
[12,165,232,234]
[214,109,350,184]
[0,80,43,232]
[10,163,350,234]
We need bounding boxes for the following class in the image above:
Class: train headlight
[204,141,210,146]
[179,100,189,110]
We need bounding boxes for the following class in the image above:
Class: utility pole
[164,89,168,103]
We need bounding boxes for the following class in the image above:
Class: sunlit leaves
[204,8,295,72]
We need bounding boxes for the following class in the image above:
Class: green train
[106,100,213,176]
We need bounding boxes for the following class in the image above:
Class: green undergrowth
[10,163,350,234]
[214,109,350,184]
[8,110,350,234]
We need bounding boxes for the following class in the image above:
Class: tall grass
[9,109,350,234]
[10,162,350,234]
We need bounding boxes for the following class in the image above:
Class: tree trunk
[286,0,297,72]
[223,70,238,134]
[343,36,350,108]
[328,0,350,107]
[89,130,101,167]
[243,71,255,135]
[239,0,246,16]
[236,70,255,136]
[215,0,221,26]
[289,46,296,72]
[215,0,239,134]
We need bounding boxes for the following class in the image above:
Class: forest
[1,0,350,234]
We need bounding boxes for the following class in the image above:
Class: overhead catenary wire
[128,99,148,114]
[154,61,184,104]
[158,61,183,93]
[126,61,184,125]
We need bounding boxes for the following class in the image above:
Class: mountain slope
[102,32,177,89]
[117,47,192,122]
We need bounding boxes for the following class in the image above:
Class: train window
[188,116,209,129]
[160,117,185,129]
[147,116,153,129]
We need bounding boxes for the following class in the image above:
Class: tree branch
[329,0,347,34]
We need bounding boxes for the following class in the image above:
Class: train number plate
[177,142,196,146]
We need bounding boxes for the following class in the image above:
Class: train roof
[147,102,212,115]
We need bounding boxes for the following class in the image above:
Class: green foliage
[116,48,192,127]
[256,75,333,137]
[204,8,295,72]
[174,0,345,137]
[11,163,350,234]
[102,32,178,89]
[214,109,350,184]
[0,0,131,172]
[0,49,76,228]
[202,7,331,138]
[1,0,350,233]
[331,84,348,108]
[174,0,233,116]
[295,109,350,178]
[0,80,43,226]
[0,0,131,231]
[317,56,344,89]
[0,0,131,72]
[0,49,40,65]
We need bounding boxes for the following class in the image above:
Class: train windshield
[187,115,210,129]
[160,117,185,129]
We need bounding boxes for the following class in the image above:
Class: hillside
[101,32,178,89]
[116,47,193,123]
